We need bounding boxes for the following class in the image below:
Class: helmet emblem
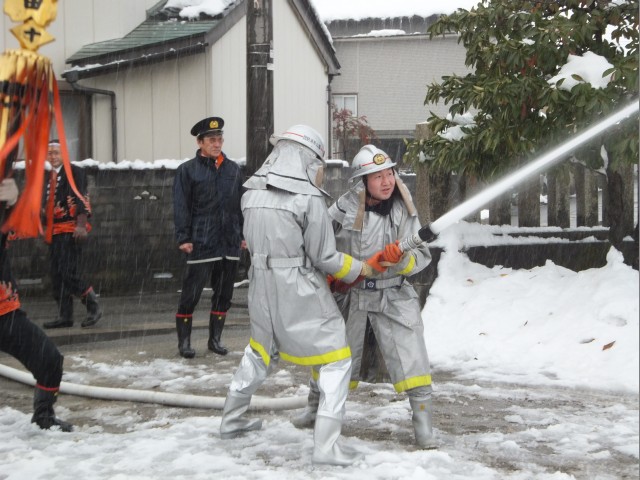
[373,153,386,165]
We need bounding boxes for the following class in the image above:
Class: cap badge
[210,120,218,129]
[373,153,386,165]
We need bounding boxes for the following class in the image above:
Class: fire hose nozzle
[398,223,438,252]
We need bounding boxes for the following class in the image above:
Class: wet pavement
[16,282,251,347]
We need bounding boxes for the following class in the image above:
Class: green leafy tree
[405,0,638,241]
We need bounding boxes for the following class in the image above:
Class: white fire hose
[0,362,306,411]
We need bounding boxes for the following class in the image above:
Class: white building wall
[272,0,330,146]
[331,35,469,132]
[209,17,247,161]
[0,0,156,79]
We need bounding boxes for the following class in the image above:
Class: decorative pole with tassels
[0,0,84,239]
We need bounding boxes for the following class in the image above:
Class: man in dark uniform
[173,117,245,358]
[0,178,72,431]
[42,139,102,329]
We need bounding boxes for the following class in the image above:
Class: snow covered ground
[0,222,637,479]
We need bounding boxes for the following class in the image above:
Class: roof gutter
[62,70,118,164]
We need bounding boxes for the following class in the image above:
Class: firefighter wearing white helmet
[349,144,397,180]
[221,127,386,466]
[292,144,437,449]
[270,124,326,159]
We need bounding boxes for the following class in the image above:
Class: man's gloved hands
[74,213,89,241]
[382,241,403,264]
[365,251,387,274]
[0,178,19,207]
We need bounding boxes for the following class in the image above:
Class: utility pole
[246,0,273,178]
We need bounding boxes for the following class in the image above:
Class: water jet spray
[399,100,639,252]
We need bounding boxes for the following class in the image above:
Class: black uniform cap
[191,117,224,137]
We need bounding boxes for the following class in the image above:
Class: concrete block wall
[10,162,351,297]
[8,163,634,299]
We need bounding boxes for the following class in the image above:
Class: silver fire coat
[241,141,363,368]
[328,178,433,393]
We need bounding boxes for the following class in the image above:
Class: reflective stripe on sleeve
[332,254,353,280]
[397,255,416,276]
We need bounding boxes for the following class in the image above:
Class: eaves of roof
[290,0,340,75]
[64,0,248,80]
[65,18,219,79]
[64,0,339,79]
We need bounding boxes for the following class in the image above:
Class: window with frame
[333,94,357,116]
[49,90,92,162]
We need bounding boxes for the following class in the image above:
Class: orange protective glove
[366,251,387,273]
[383,241,403,264]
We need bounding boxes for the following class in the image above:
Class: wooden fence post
[414,123,432,224]
[574,163,599,227]
[517,174,541,227]
[548,165,571,228]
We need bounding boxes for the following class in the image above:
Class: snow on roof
[164,0,236,19]
[309,0,483,22]
[165,0,484,23]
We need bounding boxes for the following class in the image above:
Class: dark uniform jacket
[173,150,244,262]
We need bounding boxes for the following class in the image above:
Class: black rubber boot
[44,296,73,329]
[207,313,228,355]
[176,316,196,358]
[81,288,102,327]
[31,388,73,432]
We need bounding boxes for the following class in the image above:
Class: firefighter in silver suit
[219,126,383,466]
[292,145,437,449]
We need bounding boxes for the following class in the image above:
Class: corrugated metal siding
[331,35,470,132]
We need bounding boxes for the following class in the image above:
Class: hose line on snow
[0,363,307,411]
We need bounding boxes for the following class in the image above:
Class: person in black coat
[0,178,72,431]
[42,140,102,329]
[173,117,245,358]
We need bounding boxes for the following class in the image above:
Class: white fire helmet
[270,125,326,160]
[350,145,396,180]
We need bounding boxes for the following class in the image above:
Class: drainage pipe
[0,363,306,411]
[62,70,118,164]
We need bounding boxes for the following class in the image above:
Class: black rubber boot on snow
[31,388,73,432]
[176,316,196,358]
[81,288,102,327]
[207,312,228,355]
[44,296,74,329]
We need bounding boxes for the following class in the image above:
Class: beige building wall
[331,34,469,131]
